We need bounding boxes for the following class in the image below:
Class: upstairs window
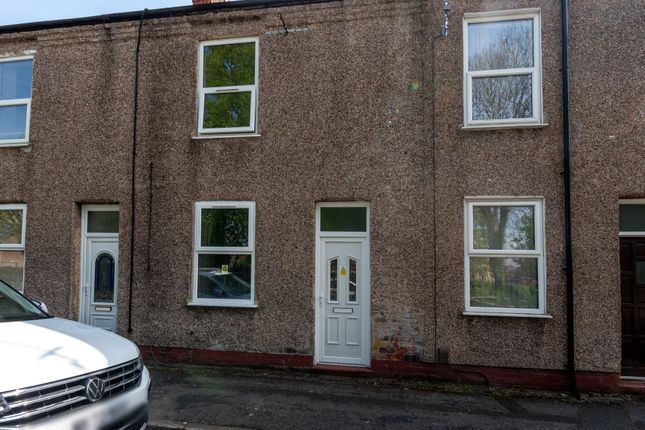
[198,38,259,135]
[0,57,33,146]
[463,10,542,128]
[0,205,27,291]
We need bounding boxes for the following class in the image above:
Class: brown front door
[620,237,645,376]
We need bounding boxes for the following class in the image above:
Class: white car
[0,280,150,430]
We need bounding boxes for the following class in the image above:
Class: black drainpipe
[127,9,147,334]
[561,0,579,398]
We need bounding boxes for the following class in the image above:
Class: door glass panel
[320,207,367,232]
[329,258,338,302]
[637,262,645,284]
[197,254,251,300]
[348,258,358,303]
[0,209,23,244]
[94,253,115,303]
[88,211,119,233]
[0,250,24,291]
[620,204,645,232]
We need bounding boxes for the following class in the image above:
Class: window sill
[463,311,552,319]
[192,134,261,140]
[0,142,30,148]
[461,123,548,131]
[187,301,257,309]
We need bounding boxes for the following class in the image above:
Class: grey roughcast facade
[0,0,642,393]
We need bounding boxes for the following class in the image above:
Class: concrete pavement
[146,364,645,429]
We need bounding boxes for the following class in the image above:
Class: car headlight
[0,394,9,417]
[133,353,144,388]
[136,352,144,372]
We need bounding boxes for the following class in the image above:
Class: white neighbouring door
[80,206,119,332]
[316,203,370,367]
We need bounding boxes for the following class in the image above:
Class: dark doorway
[620,237,645,377]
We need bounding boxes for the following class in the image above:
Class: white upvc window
[0,56,33,146]
[190,201,256,307]
[464,198,546,315]
[0,204,27,292]
[463,9,543,128]
[197,38,259,135]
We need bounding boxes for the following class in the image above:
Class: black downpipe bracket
[127,9,146,334]
[561,0,579,398]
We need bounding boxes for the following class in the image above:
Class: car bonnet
[0,317,138,392]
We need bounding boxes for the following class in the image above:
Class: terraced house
[0,0,642,393]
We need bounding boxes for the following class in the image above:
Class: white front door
[80,206,119,332]
[316,203,370,367]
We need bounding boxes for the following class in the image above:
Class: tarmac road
[147,364,645,430]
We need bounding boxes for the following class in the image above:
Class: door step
[311,364,374,376]
[618,378,645,395]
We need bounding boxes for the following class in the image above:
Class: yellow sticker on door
[340,267,347,276]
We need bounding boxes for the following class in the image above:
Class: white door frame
[618,199,645,377]
[314,202,371,367]
[79,205,119,326]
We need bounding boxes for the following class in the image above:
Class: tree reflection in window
[470,204,539,309]
[473,206,535,250]
[0,210,23,244]
[94,253,115,303]
[203,93,252,129]
[202,41,256,130]
[472,75,532,120]
[201,208,249,247]
[468,19,534,120]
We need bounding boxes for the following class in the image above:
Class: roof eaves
[0,0,338,35]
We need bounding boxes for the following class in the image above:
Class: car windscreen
[0,279,49,322]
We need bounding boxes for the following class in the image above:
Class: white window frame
[197,38,259,135]
[464,198,546,316]
[190,201,256,308]
[463,9,543,129]
[0,204,27,292]
[0,55,33,147]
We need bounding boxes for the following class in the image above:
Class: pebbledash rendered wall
[568,1,643,374]
[0,0,641,386]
